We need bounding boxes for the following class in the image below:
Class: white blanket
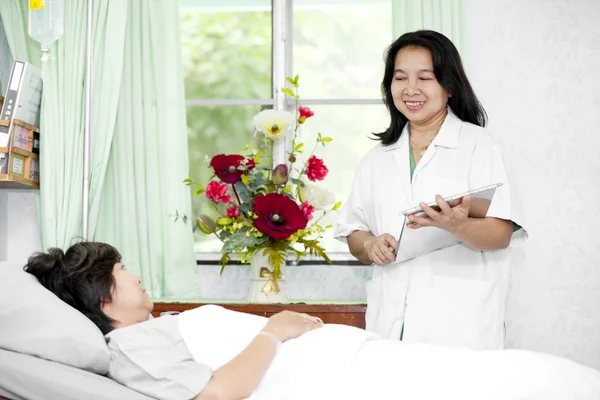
[179,305,600,400]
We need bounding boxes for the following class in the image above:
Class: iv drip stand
[82,0,93,240]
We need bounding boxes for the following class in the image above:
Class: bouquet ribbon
[260,267,281,295]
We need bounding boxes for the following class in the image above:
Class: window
[181,0,392,257]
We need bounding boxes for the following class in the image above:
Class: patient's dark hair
[24,242,121,335]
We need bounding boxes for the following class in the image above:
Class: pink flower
[298,106,314,124]
[301,201,315,221]
[305,155,328,181]
[206,180,232,204]
[227,204,240,218]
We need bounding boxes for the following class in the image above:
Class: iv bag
[28,0,64,81]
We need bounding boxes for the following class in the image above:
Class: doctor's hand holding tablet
[364,183,500,266]
[403,183,502,232]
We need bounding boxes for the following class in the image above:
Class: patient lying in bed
[25,242,600,400]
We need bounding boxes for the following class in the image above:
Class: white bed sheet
[179,305,600,400]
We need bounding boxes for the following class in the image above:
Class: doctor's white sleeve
[333,161,371,244]
[469,136,526,231]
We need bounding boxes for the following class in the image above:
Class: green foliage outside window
[181,11,271,250]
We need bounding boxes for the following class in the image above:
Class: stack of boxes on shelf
[0,61,42,189]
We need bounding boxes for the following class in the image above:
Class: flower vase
[247,249,288,304]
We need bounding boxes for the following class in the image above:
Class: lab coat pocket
[365,268,408,339]
[429,275,503,350]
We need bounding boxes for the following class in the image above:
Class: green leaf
[286,77,297,86]
[183,178,193,185]
[265,181,277,193]
[219,253,231,275]
[234,181,251,203]
[217,217,233,226]
[291,178,305,187]
[281,88,295,97]
[294,74,299,85]
[263,247,286,278]
[304,241,332,264]
[321,137,333,143]
[221,230,268,253]
[294,143,304,152]
[332,201,342,211]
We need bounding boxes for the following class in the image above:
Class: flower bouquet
[185,75,340,300]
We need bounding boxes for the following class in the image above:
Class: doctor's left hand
[407,194,471,234]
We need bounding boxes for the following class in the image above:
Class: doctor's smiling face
[391,46,451,126]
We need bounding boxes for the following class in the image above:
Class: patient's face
[101,263,154,329]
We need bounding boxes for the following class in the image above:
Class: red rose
[227,204,240,218]
[298,106,314,124]
[210,154,255,184]
[301,201,315,221]
[252,193,308,241]
[206,180,232,204]
[305,155,328,181]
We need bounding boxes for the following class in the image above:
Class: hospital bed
[3,260,600,400]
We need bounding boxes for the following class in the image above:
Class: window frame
[184,0,383,263]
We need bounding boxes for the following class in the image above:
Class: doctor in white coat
[334,30,526,350]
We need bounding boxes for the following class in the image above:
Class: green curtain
[0,0,128,250]
[0,0,39,63]
[391,0,465,53]
[93,0,199,299]
[1,0,199,299]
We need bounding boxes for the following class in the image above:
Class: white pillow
[0,262,110,374]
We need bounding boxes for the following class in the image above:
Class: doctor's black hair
[374,30,487,145]
[24,241,121,335]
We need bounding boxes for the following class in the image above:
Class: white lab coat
[334,110,526,350]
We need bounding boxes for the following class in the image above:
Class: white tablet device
[394,182,503,263]
[399,182,503,219]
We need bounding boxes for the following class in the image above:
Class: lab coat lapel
[412,109,461,182]
[412,144,436,182]
[390,127,412,203]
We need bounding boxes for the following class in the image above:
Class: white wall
[0,18,43,263]
[0,190,42,263]
[465,0,600,369]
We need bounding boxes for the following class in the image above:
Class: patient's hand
[263,311,323,342]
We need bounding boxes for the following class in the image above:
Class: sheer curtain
[93,0,199,299]
[391,0,464,52]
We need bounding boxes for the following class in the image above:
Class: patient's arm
[195,311,323,400]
